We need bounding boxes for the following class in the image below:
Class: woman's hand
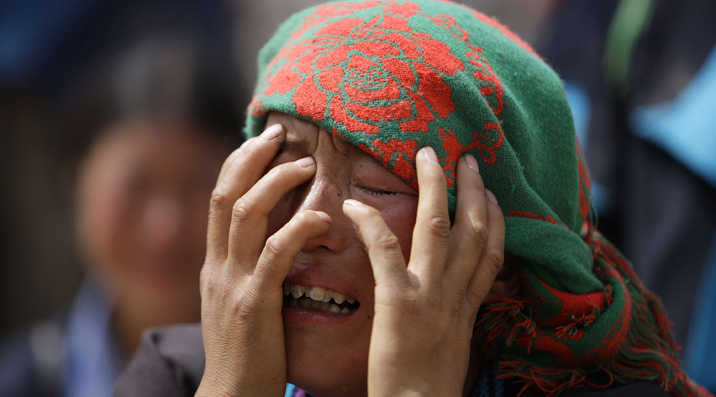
[195,124,330,397]
[343,147,505,397]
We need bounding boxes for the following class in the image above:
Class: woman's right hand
[195,124,331,397]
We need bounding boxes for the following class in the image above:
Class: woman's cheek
[79,176,140,281]
[266,190,299,238]
[378,197,418,262]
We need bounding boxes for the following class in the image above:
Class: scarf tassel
[474,234,711,397]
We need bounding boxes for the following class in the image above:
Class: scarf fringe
[474,234,712,397]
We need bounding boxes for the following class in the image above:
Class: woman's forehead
[266,112,410,189]
[267,111,352,156]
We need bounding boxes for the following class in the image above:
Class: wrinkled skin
[196,113,507,397]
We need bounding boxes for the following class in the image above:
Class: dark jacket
[113,324,671,397]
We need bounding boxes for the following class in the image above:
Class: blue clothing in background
[684,237,716,391]
[63,278,121,397]
[632,45,716,188]
[0,277,121,397]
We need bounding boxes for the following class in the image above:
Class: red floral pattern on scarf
[257,1,510,192]
[264,10,464,134]
[438,125,504,186]
[426,13,504,116]
[298,1,381,35]
[370,139,420,188]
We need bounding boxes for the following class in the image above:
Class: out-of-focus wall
[0,94,82,335]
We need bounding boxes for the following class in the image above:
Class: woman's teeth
[283,282,359,314]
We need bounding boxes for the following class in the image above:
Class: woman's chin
[284,324,370,397]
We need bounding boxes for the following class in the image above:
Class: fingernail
[315,211,331,223]
[343,199,363,207]
[463,154,479,173]
[261,124,283,141]
[294,156,315,168]
[421,147,438,164]
[485,189,498,204]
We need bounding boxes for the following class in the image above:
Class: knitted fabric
[244,1,710,396]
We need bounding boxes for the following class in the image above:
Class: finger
[343,199,412,289]
[251,210,331,292]
[216,137,257,182]
[227,156,317,268]
[207,124,285,261]
[407,146,450,287]
[444,154,488,292]
[465,189,505,310]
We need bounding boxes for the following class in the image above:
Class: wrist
[195,375,238,397]
[195,371,286,397]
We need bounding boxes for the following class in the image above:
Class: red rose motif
[466,45,504,115]
[382,0,421,17]
[297,1,381,36]
[369,138,420,188]
[471,122,504,163]
[423,12,505,117]
[264,8,464,134]
[427,14,469,42]
[437,124,504,186]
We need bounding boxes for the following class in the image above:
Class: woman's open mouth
[283,282,361,315]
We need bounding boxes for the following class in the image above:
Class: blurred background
[0,0,714,396]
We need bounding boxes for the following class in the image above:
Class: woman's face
[265,112,418,396]
[76,118,227,322]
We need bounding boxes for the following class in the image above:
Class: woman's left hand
[342,147,505,397]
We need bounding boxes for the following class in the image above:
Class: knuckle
[372,232,401,253]
[232,295,252,319]
[425,213,451,240]
[450,299,466,320]
[209,189,227,212]
[465,288,487,313]
[231,200,253,223]
[262,235,285,260]
[470,221,489,249]
[199,266,220,298]
[424,291,443,308]
[382,288,421,311]
[400,294,422,313]
[233,285,263,317]
[486,248,505,276]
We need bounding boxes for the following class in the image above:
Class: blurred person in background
[538,0,716,392]
[0,36,242,397]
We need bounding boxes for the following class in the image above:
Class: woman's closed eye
[358,186,398,196]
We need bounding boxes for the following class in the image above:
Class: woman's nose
[143,193,184,247]
[296,177,347,252]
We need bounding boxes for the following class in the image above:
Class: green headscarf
[245,1,708,395]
